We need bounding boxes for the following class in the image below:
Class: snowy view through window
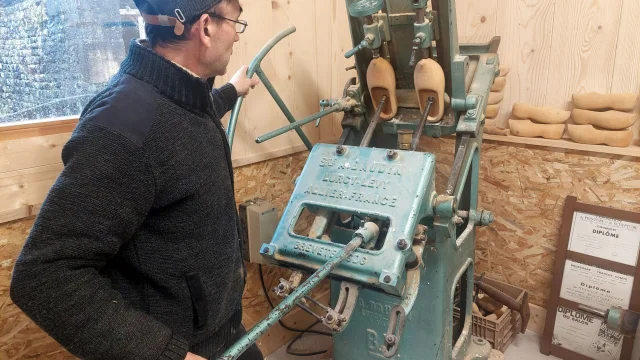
[0,0,142,122]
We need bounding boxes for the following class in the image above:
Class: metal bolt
[384,275,392,283]
[397,238,408,250]
[261,247,270,254]
[277,284,285,292]
[386,150,398,160]
[336,145,346,155]
[326,314,334,322]
[386,335,396,344]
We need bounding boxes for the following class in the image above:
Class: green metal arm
[226,26,313,151]
[255,104,342,144]
[217,222,379,360]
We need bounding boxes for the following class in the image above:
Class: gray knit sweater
[10,39,246,360]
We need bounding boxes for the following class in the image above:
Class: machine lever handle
[411,97,434,150]
[408,35,424,67]
[345,37,372,58]
[409,46,419,67]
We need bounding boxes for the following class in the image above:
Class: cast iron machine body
[220,0,501,359]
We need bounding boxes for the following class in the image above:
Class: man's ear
[195,14,213,47]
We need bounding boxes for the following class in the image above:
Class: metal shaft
[255,105,341,144]
[254,68,314,149]
[410,97,434,151]
[360,96,387,147]
[218,224,378,360]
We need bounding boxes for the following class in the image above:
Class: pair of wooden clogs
[366,57,445,122]
[507,95,638,147]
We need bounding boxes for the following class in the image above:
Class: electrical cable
[258,264,332,356]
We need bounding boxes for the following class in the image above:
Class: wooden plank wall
[459,0,640,133]
[213,0,354,165]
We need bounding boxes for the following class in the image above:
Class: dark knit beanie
[134,0,222,35]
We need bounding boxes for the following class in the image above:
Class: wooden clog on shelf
[499,65,510,77]
[486,104,500,118]
[366,57,397,120]
[483,119,509,136]
[414,58,445,122]
[491,77,506,92]
[567,124,633,147]
[509,119,565,139]
[572,92,638,112]
[512,102,570,124]
[488,92,504,105]
[571,109,637,130]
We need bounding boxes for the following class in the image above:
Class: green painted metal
[412,0,428,9]
[218,0,503,358]
[255,105,342,144]
[218,222,380,360]
[348,0,384,17]
[413,20,433,48]
[346,38,372,58]
[227,26,304,150]
[605,307,640,338]
[363,21,383,49]
[253,68,313,150]
[261,144,436,296]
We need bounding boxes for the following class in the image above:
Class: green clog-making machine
[222,0,502,359]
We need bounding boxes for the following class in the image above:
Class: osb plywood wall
[419,138,640,308]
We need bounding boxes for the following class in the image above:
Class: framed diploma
[541,196,640,360]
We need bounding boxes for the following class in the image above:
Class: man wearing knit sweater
[9,0,263,359]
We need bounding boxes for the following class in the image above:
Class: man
[10,0,263,359]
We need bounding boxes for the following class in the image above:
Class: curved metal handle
[226,26,297,150]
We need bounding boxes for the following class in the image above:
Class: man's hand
[185,352,206,360]
[230,65,260,97]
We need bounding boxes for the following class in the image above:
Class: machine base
[463,336,492,360]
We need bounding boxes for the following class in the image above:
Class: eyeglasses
[207,13,248,33]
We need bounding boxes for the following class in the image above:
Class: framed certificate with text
[541,196,640,360]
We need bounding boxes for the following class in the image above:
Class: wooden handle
[476,281,531,333]
[572,92,638,112]
[512,102,570,124]
[475,282,520,311]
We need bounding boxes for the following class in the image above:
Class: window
[0,0,143,123]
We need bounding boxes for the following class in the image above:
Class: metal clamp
[323,282,359,332]
[381,306,406,358]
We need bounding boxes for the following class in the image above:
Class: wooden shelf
[483,134,640,158]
